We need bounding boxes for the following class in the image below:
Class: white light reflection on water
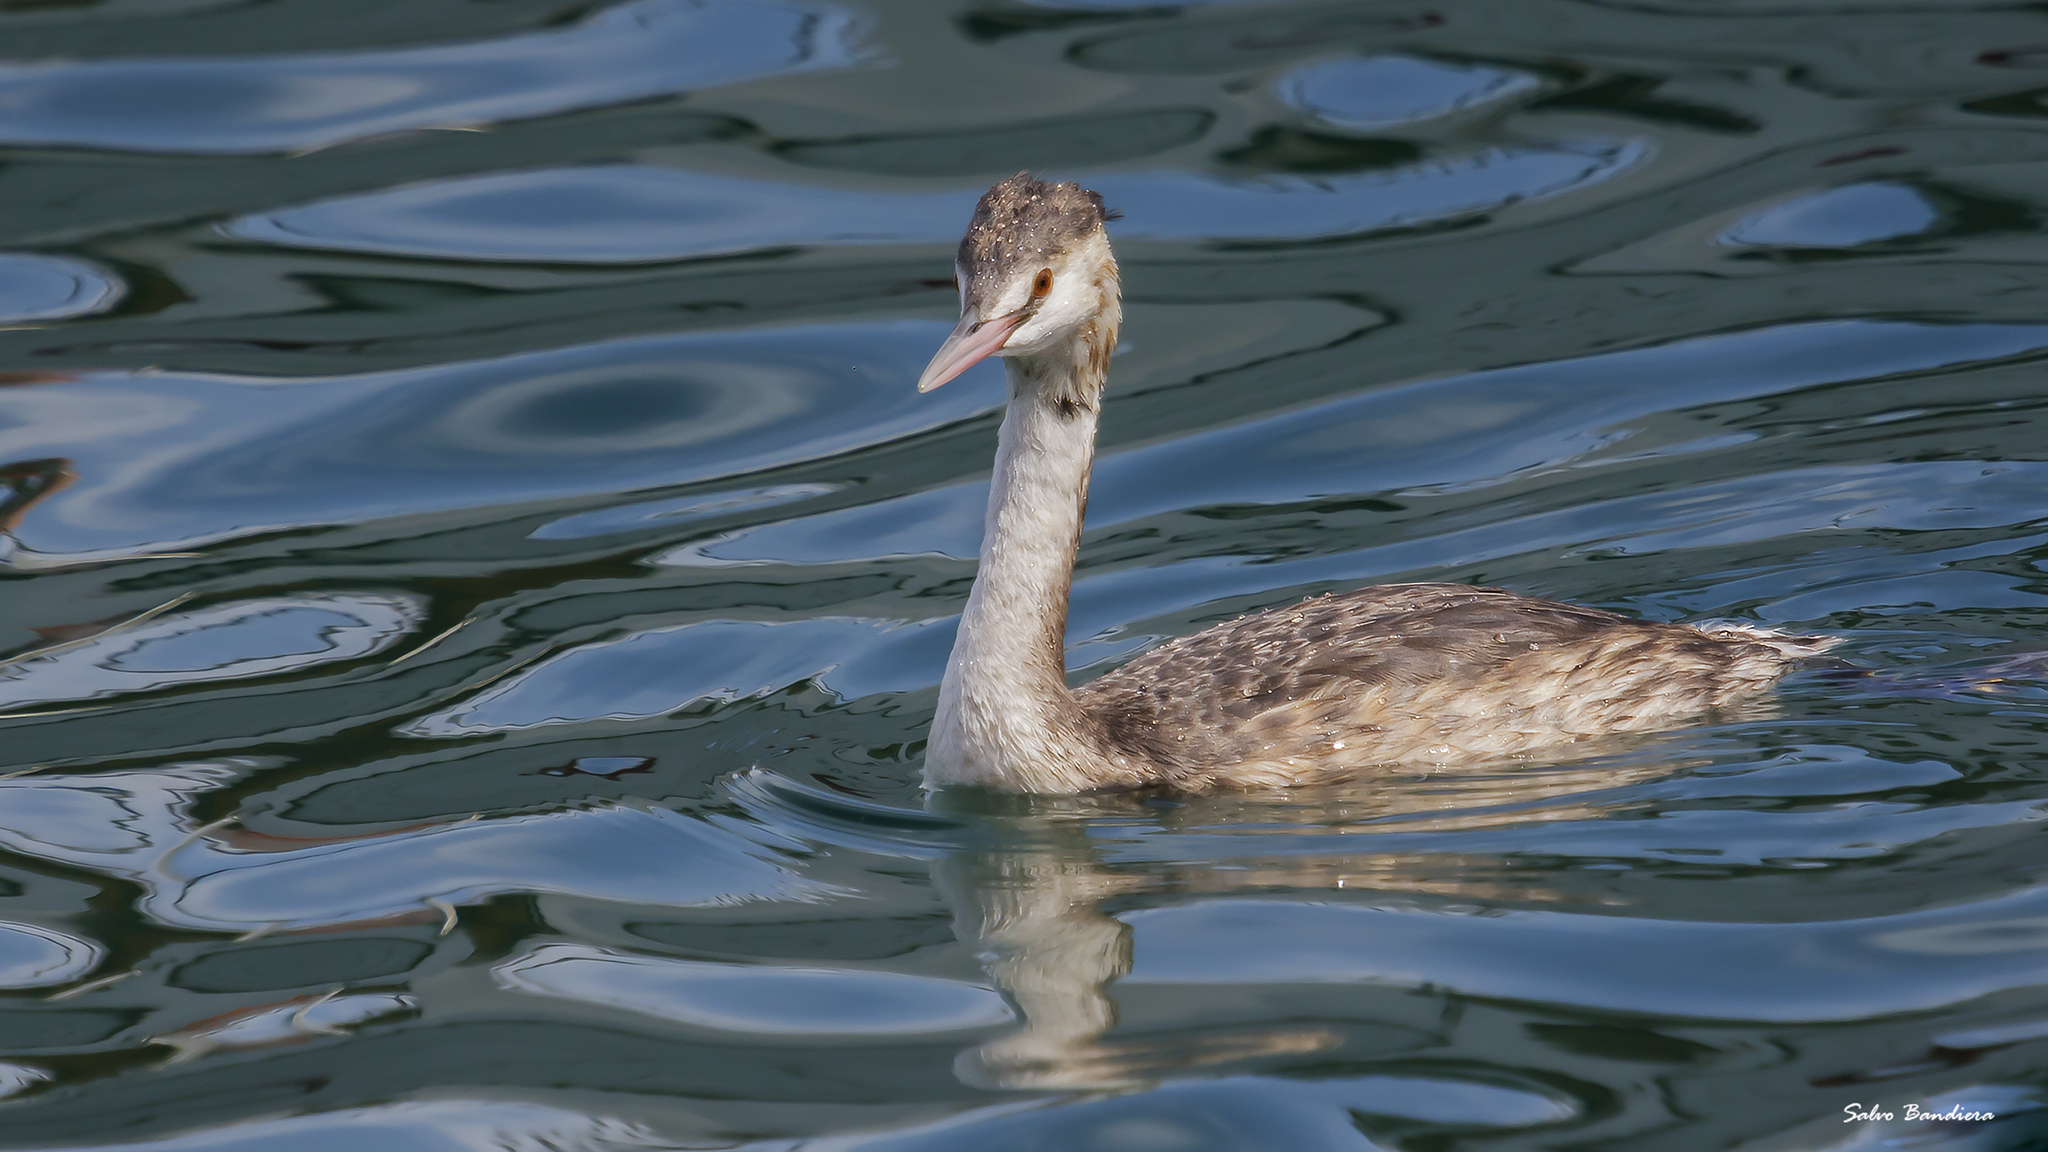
[0,593,422,713]
[0,1062,50,1101]
[496,941,1013,1035]
[149,992,417,1061]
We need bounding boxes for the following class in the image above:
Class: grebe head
[918,173,1119,393]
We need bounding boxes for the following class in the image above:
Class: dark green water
[3,1,2048,1148]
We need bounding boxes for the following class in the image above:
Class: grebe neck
[927,353,1113,792]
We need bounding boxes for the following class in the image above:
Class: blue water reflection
[0,256,123,324]
[0,324,988,555]
[0,594,421,713]
[225,167,975,263]
[1094,320,2048,514]
[1124,891,2048,1022]
[0,922,100,990]
[223,142,1647,263]
[496,941,1013,1034]
[3,0,2048,1148]
[1277,54,1544,130]
[0,0,866,154]
[529,483,839,541]
[820,1073,1575,1151]
[0,764,834,934]
[150,993,417,1062]
[403,617,931,736]
[1724,183,1944,248]
[655,485,983,565]
[0,1100,667,1152]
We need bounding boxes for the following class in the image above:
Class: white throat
[925,357,1118,793]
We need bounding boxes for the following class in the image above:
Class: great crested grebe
[918,173,1834,794]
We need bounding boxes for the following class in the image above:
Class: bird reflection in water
[930,750,1677,1090]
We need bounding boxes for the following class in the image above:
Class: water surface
[2,1,2048,1149]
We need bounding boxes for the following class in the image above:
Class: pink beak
[917,310,1026,392]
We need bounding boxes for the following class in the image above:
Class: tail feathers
[1701,623,1843,660]
[1701,623,2048,699]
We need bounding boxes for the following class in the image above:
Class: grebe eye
[1032,268,1054,298]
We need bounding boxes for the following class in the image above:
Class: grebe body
[918,174,1832,793]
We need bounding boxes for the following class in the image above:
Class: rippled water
[2,1,2048,1149]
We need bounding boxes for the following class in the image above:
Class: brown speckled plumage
[960,174,1111,315]
[921,177,1836,794]
[1073,584,1834,791]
